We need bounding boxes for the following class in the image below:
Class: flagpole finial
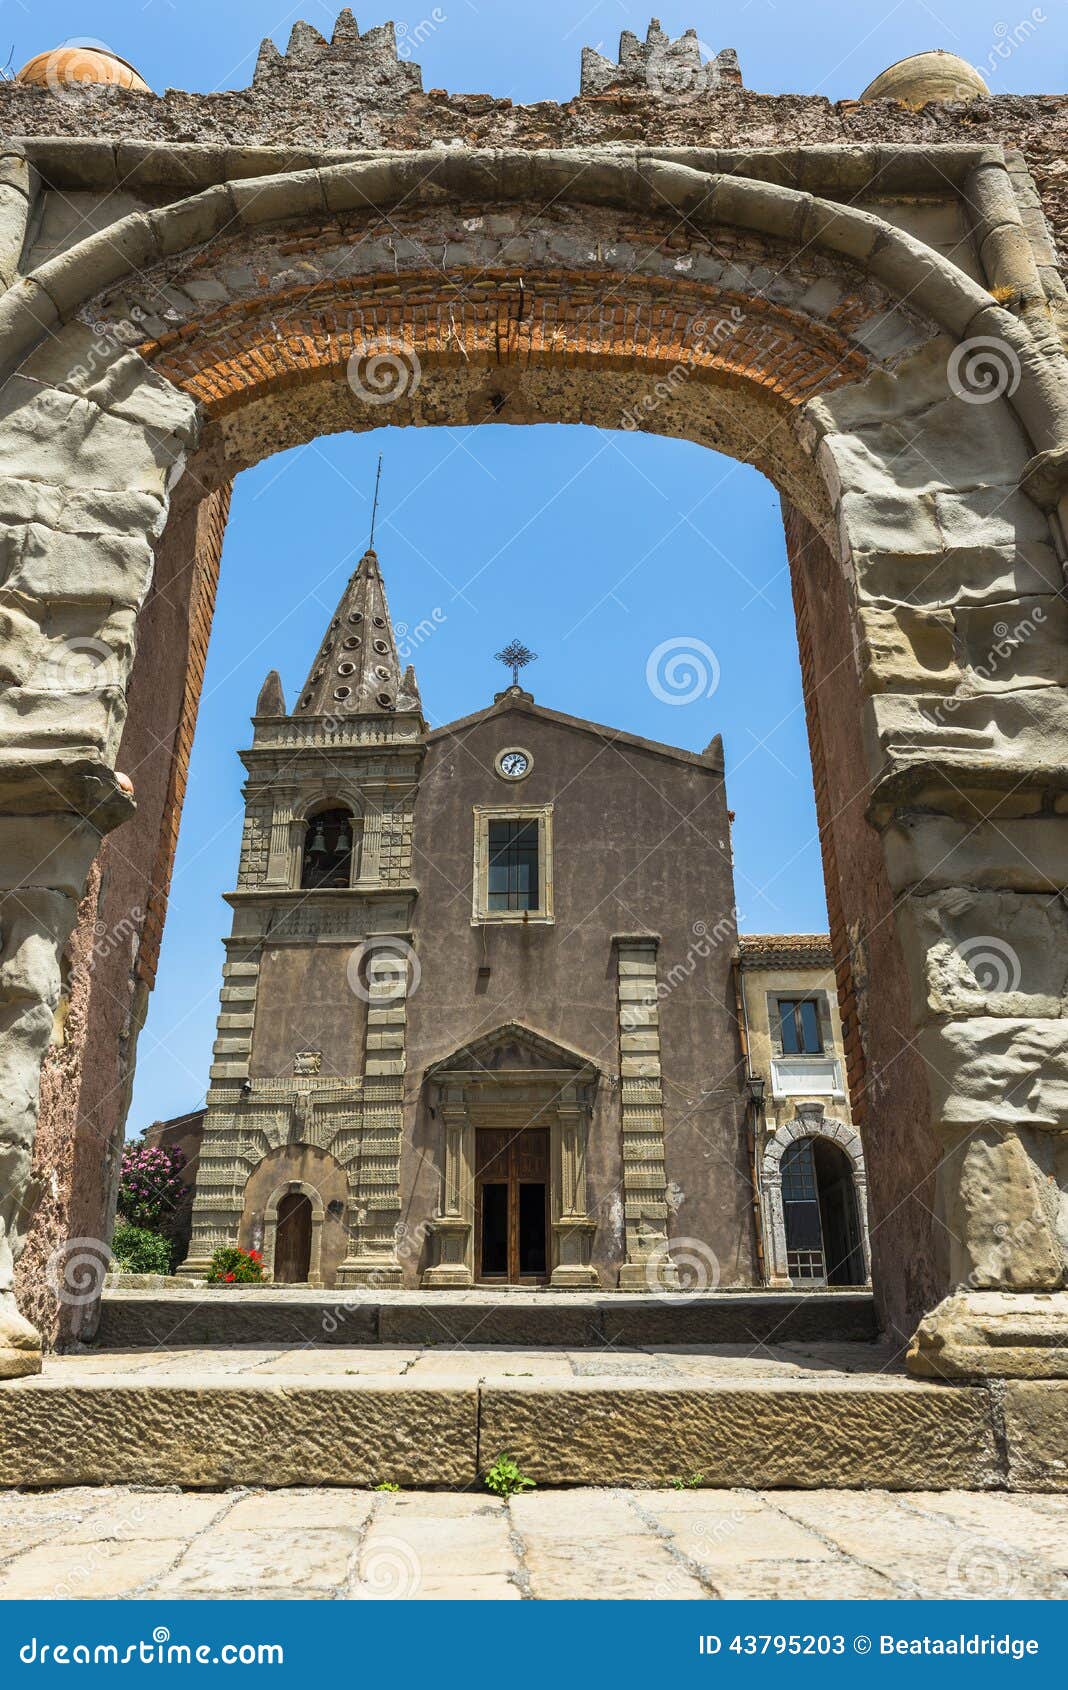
[369,453,383,550]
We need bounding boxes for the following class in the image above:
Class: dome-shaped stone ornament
[860,50,988,108]
[17,41,151,93]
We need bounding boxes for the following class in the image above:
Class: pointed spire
[256,669,286,716]
[295,548,421,717]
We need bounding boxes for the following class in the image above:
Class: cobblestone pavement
[0,1487,1065,1600]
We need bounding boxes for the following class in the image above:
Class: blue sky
[28,0,1052,1128]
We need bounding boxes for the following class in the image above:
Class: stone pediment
[425,1022,598,1081]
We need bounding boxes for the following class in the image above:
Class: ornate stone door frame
[761,1102,871,1288]
[421,1026,599,1288]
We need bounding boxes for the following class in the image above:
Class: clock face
[498,750,530,779]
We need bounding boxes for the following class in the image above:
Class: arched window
[781,1135,865,1286]
[300,806,355,889]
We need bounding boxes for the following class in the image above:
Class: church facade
[181,547,753,1291]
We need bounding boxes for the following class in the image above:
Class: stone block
[479,1378,998,1489]
[858,605,957,693]
[1003,1379,1068,1488]
[231,170,325,226]
[883,814,1065,895]
[909,1292,1068,1384]
[897,888,1068,1021]
[919,1017,1068,1131]
[0,1382,478,1488]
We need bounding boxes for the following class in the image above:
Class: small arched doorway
[273,1191,314,1283]
[781,1136,865,1286]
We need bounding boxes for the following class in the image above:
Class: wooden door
[475,1127,549,1283]
[274,1190,313,1282]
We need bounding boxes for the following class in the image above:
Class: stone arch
[261,1181,324,1286]
[3,146,1068,1376]
[761,1103,871,1288]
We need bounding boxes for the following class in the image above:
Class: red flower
[225,1272,235,1282]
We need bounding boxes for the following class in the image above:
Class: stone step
[1,1345,1059,1492]
[96,1288,878,1349]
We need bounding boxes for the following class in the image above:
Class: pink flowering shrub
[118,1139,187,1231]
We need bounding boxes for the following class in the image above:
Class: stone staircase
[0,1290,1059,1493]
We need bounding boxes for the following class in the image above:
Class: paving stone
[159,1527,357,1595]
[223,1490,375,1532]
[0,1538,187,1599]
[768,1491,1065,1599]
[57,1492,232,1542]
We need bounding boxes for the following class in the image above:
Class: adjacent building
[736,935,870,1288]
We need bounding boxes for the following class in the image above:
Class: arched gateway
[1,16,1067,1382]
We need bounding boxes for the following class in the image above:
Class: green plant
[110,1222,174,1276]
[671,1471,705,1490]
[375,1482,400,1493]
[484,1454,535,1499]
[118,1139,187,1230]
[206,1245,267,1285]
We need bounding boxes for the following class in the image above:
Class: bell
[336,819,352,853]
[308,821,327,857]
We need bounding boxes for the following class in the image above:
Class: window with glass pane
[777,997,824,1055]
[487,819,540,911]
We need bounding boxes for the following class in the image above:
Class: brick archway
[3,148,1068,1380]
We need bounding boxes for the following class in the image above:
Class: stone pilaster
[614,936,679,1291]
[335,941,409,1286]
[421,1085,473,1287]
[550,1088,598,1287]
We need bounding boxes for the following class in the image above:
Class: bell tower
[181,548,425,1287]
